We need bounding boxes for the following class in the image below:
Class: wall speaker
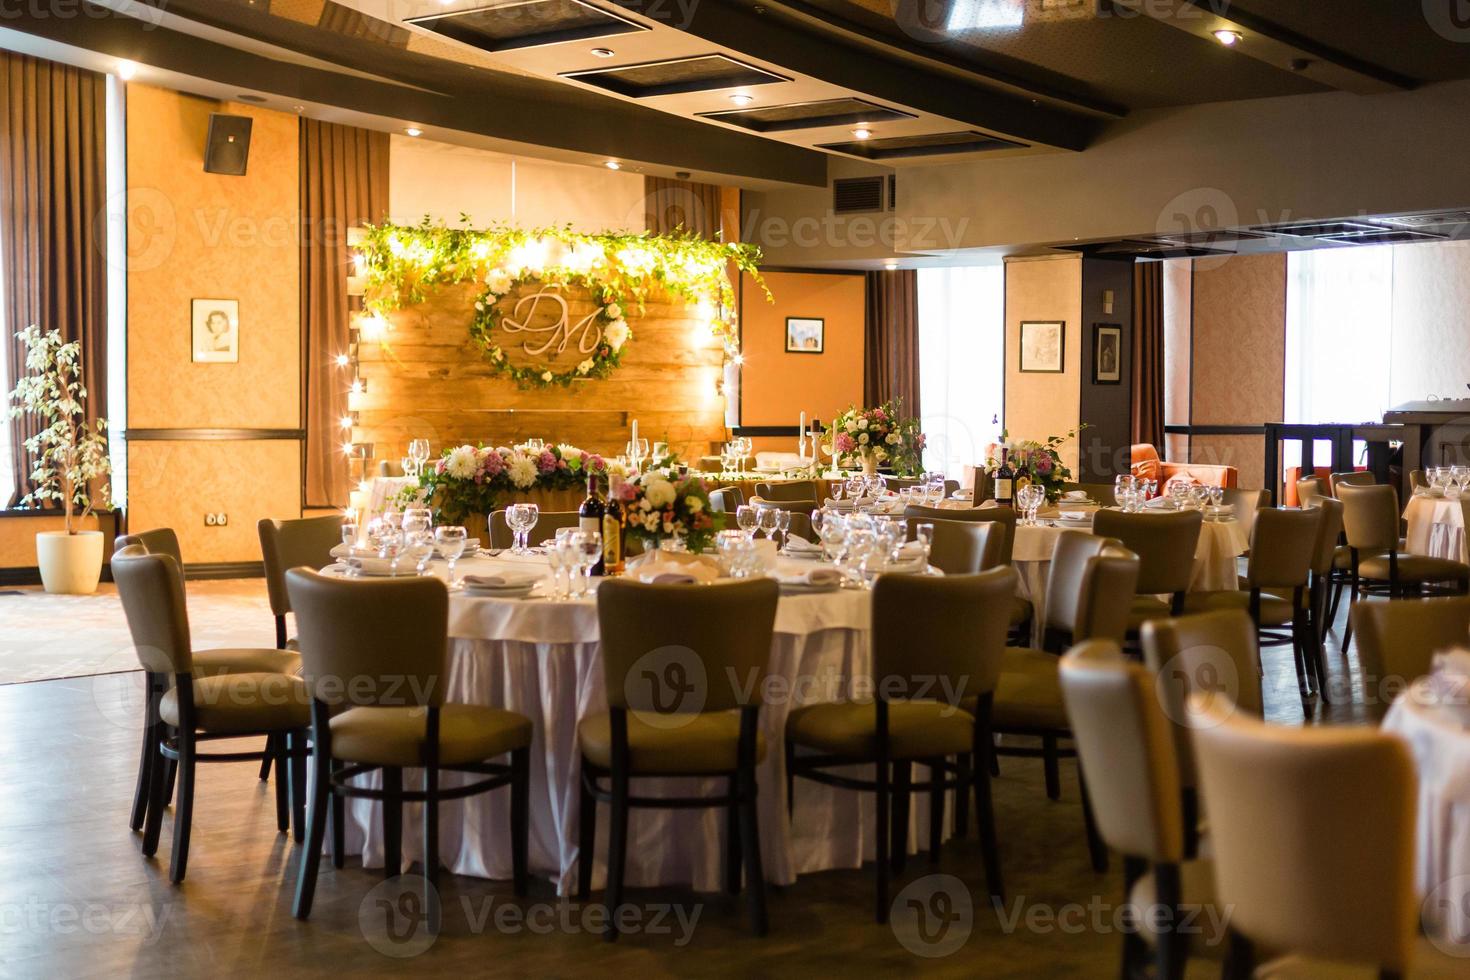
[203,114,253,176]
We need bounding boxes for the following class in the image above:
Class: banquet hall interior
[5,1,1470,976]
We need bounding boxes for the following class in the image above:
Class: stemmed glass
[406,528,435,576]
[915,522,935,566]
[435,526,467,586]
[830,481,846,502]
[546,534,571,600]
[341,521,360,577]
[506,503,540,555]
[757,507,780,540]
[626,437,650,473]
[735,504,758,539]
[776,510,792,551]
[575,531,601,597]
[377,524,405,576]
[734,436,752,476]
[408,439,431,478]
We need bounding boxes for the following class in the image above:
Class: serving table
[319,551,949,895]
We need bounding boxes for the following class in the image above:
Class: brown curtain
[0,53,108,507]
[644,177,722,239]
[863,269,921,415]
[1131,260,1165,449]
[301,119,388,508]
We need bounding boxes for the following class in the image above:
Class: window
[1283,245,1394,469]
[918,265,1005,478]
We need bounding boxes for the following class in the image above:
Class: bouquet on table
[614,467,721,553]
[824,399,925,476]
[408,442,622,524]
[983,428,1080,503]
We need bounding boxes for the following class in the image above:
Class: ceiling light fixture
[605,160,621,170]
[405,127,423,137]
[852,127,872,140]
[1212,29,1242,46]
[883,262,898,270]
[590,47,616,58]
[728,92,754,107]
[116,60,138,80]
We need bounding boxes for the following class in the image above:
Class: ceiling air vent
[833,176,885,214]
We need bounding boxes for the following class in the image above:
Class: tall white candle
[631,418,638,448]
[799,411,807,456]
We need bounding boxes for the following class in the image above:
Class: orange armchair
[1130,443,1238,495]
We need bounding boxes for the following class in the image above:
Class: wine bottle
[994,449,1015,506]
[603,474,625,575]
[579,473,606,576]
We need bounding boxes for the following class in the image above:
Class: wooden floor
[0,591,1373,978]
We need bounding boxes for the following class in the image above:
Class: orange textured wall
[739,270,865,454]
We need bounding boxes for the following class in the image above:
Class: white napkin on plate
[775,567,844,588]
[784,536,822,555]
[462,572,539,590]
[626,551,721,584]
[1061,490,1089,500]
[1143,496,1177,510]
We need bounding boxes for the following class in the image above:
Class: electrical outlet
[204,513,217,526]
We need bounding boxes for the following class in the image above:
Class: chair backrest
[755,480,818,502]
[1352,596,1470,691]
[1090,509,1202,595]
[1189,698,1417,973]
[884,476,960,497]
[489,509,581,549]
[1335,483,1399,553]
[752,497,817,519]
[1328,470,1375,496]
[110,544,192,675]
[1222,488,1268,541]
[1296,477,1325,507]
[1043,532,1139,643]
[873,567,1015,704]
[1140,609,1263,787]
[285,567,449,708]
[1058,640,1184,864]
[1306,497,1344,576]
[1062,482,1116,504]
[1409,468,1426,491]
[258,515,344,616]
[904,505,1017,564]
[926,519,1001,575]
[597,577,779,714]
[114,528,183,568]
[707,487,744,513]
[784,511,814,542]
[1244,506,1320,590]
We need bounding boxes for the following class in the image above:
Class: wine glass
[830,481,845,502]
[626,438,650,472]
[435,525,467,586]
[734,436,752,475]
[576,530,601,596]
[776,509,792,550]
[546,536,569,600]
[757,506,779,540]
[377,524,405,576]
[915,522,935,565]
[408,438,431,477]
[735,504,758,539]
[518,503,540,553]
[405,528,435,576]
[653,441,669,464]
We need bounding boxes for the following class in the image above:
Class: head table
[319,549,949,896]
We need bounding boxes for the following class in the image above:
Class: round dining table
[319,550,950,896]
[1404,491,1469,565]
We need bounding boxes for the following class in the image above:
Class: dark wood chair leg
[1119,857,1147,980]
[603,765,629,941]
[131,679,161,832]
[927,758,944,865]
[577,765,597,901]
[738,764,767,937]
[1342,567,1360,652]
[272,736,290,833]
[1042,734,1061,800]
[875,759,890,924]
[140,727,168,857]
[163,752,177,808]
[293,721,331,919]
[169,731,196,884]
[382,767,403,879]
[972,752,1004,906]
[953,753,970,837]
[1222,930,1256,980]
[1153,863,1186,980]
[784,740,796,820]
[329,759,345,870]
[1079,763,1108,873]
[423,759,441,934]
[259,733,274,781]
[891,761,911,874]
[287,731,307,843]
[724,774,741,895]
[510,747,529,898]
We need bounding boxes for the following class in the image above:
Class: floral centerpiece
[408,442,620,524]
[615,467,720,553]
[983,428,1080,502]
[824,399,925,476]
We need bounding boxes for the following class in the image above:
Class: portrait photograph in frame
[1092,323,1122,384]
[785,316,825,354]
[191,298,239,363]
[1019,320,1065,373]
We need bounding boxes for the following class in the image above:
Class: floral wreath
[469,269,632,390]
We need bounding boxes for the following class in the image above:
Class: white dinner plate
[460,583,537,599]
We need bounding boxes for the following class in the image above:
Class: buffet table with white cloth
[1404,491,1469,565]
[320,551,951,895]
[1382,675,1470,943]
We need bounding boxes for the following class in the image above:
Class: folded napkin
[462,572,539,590]
[784,536,823,555]
[775,567,844,588]
[823,498,855,510]
[1432,648,1470,680]
[1143,496,1177,510]
[1061,490,1089,501]
[627,551,721,584]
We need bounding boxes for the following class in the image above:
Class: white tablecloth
[1405,492,1468,564]
[325,552,950,894]
[1382,678,1470,943]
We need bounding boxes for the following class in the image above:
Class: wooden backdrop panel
[353,281,727,464]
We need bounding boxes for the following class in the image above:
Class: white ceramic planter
[36,529,104,595]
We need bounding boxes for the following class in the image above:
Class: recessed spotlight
[852,127,872,140]
[405,127,423,137]
[1212,29,1242,46]
[116,60,138,80]
[728,92,754,107]
[605,160,621,170]
[590,47,616,58]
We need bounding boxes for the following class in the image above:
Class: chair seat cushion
[1126,595,1173,631]
[991,648,1067,731]
[331,703,532,768]
[160,672,309,734]
[1181,590,1296,626]
[1358,553,1470,584]
[191,647,301,677]
[786,701,972,761]
[581,709,765,774]
[1127,859,1224,956]
[1008,595,1032,628]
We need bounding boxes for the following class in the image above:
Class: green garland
[355,219,768,388]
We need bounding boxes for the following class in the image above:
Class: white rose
[604,319,630,351]
[845,420,857,433]
[604,303,623,319]
[858,432,870,444]
[857,418,868,430]
[686,496,704,513]
[577,359,594,375]
[886,433,899,444]
[541,370,554,382]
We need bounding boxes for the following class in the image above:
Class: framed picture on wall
[191,298,239,363]
[785,316,824,354]
[1092,323,1123,384]
[1019,320,1065,373]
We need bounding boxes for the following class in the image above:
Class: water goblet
[520,503,541,553]
[405,529,435,577]
[435,526,467,586]
[576,531,601,596]
[915,522,935,565]
[830,481,845,502]
[377,525,405,576]
[757,506,780,540]
[546,537,570,600]
[401,456,417,479]
[776,509,792,550]
[735,504,758,539]
[409,438,431,474]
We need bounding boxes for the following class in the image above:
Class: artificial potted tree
[7,326,112,594]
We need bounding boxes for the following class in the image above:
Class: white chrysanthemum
[645,478,676,508]
[576,359,594,375]
[506,453,538,489]
[557,443,581,459]
[604,319,630,351]
[444,446,479,479]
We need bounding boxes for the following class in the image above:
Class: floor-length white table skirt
[327,556,949,894]
[1404,492,1468,564]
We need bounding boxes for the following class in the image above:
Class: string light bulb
[335,353,350,367]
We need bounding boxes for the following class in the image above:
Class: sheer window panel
[1283,245,1394,471]
[917,265,1004,478]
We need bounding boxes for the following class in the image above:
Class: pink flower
[617,481,637,502]
[481,451,504,476]
[835,432,855,453]
[538,450,557,473]
[435,459,447,475]
[1036,454,1053,474]
[587,453,605,472]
